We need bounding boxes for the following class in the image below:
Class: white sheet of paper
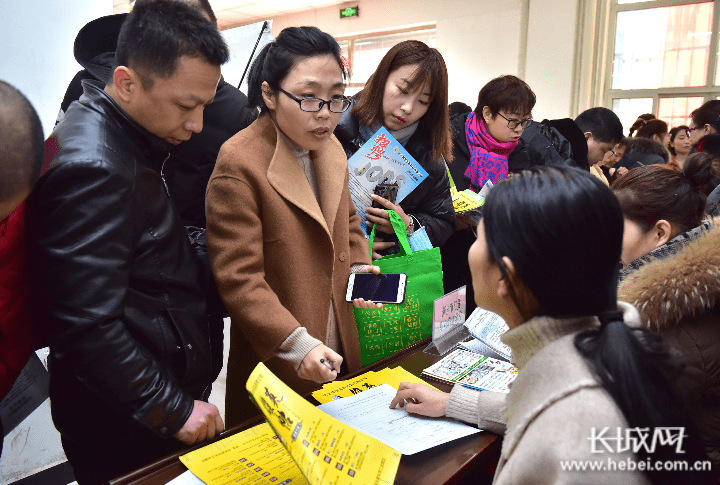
[317,384,481,455]
[166,470,204,485]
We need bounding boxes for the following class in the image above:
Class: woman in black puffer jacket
[334,40,455,259]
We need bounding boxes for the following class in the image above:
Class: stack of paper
[318,384,481,455]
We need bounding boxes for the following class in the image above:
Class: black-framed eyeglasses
[686,126,699,138]
[496,112,532,130]
[277,87,351,113]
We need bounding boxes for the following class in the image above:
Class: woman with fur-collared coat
[206,28,373,427]
[619,224,720,467]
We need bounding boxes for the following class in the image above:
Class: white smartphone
[345,273,407,304]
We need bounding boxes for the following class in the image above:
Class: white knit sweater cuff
[446,384,481,424]
[446,385,507,434]
[276,327,323,370]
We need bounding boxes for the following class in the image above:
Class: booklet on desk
[422,348,518,394]
[460,307,513,362]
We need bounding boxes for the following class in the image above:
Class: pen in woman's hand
[319,358,335,371]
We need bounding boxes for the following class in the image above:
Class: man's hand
[297,344,343,383]
[174,400,224,445]
[389,382,450,417]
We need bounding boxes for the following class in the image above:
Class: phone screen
[350,273,403,303]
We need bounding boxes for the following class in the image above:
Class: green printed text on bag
[353,211,443,365]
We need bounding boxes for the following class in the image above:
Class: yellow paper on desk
[451,187,483,213]
[311,366,437,404]
[180,422,308,485]
[248,363,401,485]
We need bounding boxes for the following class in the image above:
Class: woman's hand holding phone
[297,344,342,383]
[351,265,384,309]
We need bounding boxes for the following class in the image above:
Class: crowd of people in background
[1,0,720,483]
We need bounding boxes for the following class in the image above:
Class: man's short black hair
[0,80,44,203]
[113,0,229,90]
[135,0,217,23]
[575,107,624,144]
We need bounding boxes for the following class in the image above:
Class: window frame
[603,0,720,115]
[335,23,437,90]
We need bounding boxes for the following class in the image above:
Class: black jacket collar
[80,79,170,170]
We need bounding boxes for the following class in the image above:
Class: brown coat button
[339,252,348,262]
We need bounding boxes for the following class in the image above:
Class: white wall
[524,0,581,119]
[272,0,523,110]
[270,0,582,119]
[0,0,112,136]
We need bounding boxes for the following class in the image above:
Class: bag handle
[368,209,412,259]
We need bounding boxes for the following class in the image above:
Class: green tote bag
[353,210,444,365]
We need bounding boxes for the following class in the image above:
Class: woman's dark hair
[115,1,229,90]
[629,113,656,137]
[616,137,628,151]
[691,99,720,132]
[612,152,716,235]
[352,40,452,163]
[474,75,536,120]
[635,119,668,140]
[246,26,347,115]
[484,166,715,484]
[483,166,622,318]
[667,125,689,156]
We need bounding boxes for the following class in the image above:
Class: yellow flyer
[451,187,484,213]
[247,363,401,485]
[179,422,308,485]
[311,366,437,404]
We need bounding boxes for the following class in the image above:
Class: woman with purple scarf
[448,75,536,192]
[444,75,536,314]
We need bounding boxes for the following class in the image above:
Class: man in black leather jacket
[28,3,229,483]
[56,3,253,229]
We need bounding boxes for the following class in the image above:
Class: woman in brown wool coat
[619,224,720,468]
[206,27,379,427]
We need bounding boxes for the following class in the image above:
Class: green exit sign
[340,6,359,18]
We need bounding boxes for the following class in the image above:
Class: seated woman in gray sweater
[390,166,716,484]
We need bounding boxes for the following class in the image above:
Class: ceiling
[113,0,343,30]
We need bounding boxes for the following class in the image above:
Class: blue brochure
[347,127,429,235]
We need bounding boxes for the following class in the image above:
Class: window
[605,0,719,135]
[337,26,436,96]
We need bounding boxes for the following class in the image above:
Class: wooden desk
[111,340,502,485]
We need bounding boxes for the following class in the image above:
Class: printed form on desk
[318,384,481,455]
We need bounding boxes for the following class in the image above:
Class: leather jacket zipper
[160,153,171,197]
